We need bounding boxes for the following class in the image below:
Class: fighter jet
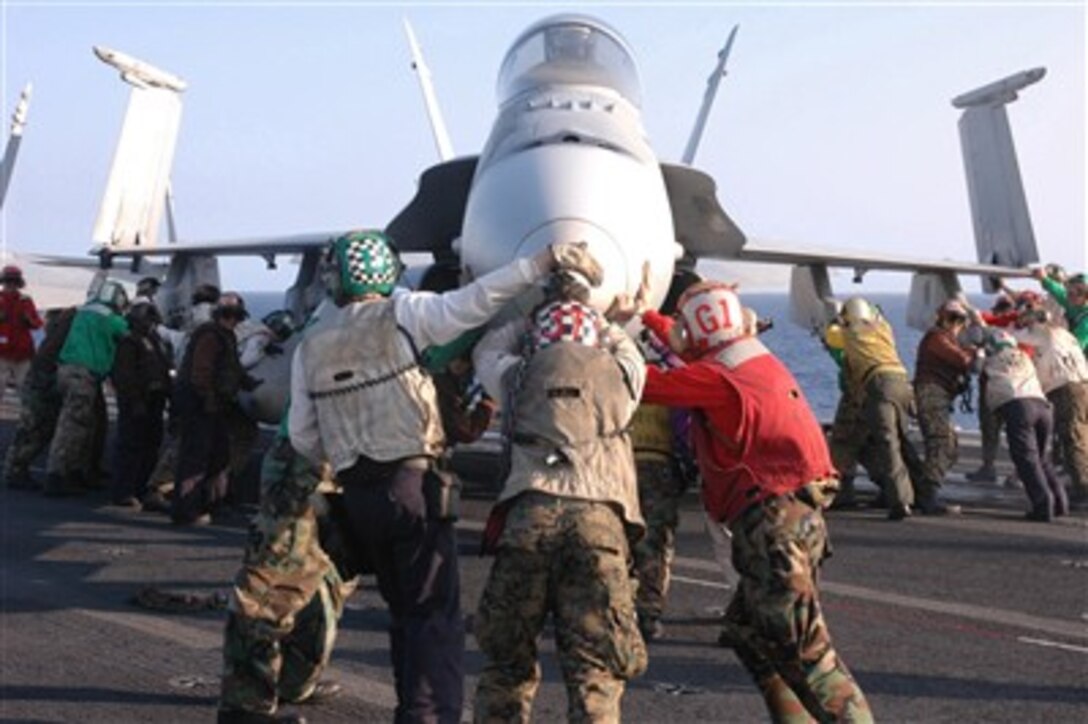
[385,14,1041,329]
[89,14,1046,423]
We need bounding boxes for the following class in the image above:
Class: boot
[3,466,38,490]
[289,679,343,705]
[43,473,85,498]
[887,503,912,521]
[966,465,997,483]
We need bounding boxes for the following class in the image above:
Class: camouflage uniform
[627,402,686,631]
[219,433,352,717]
[44,301,128,493]
[3,373,62,486]
[472,306,648,724]
[46,364,102,485]
[474,493,647,724]
[631,455,683,627]
[914,382,958,497]
[723,492,872,723]
[3,308,74,487]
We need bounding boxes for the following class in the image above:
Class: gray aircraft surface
[73,14,1043,424]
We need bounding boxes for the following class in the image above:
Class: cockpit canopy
[496,15,642,109]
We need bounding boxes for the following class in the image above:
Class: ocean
[243,290,982,430]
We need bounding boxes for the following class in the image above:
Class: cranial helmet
[1,265,25,288]
[213,292,249,322]
[1069,273,1088,296]
[938,299,968,322]
[191,283,221,306]
[841,296,876,325]
[136,276,161,297]
[261,309,296,340]
[126,300,162,329]
[1014,291,1043,311]
[327,230,402,299]
[93,280,129,312]
[986,329,1017,353]
[675,281,745,352]
[532,300,601,350]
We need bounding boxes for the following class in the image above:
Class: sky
[1,0,1085,295]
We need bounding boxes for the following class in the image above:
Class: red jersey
[0,290,43,361]
[642,336,835,524]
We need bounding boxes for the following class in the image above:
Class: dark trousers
[111,396,166,502]
[998,398,1068,518]
[172,391,230,524]
[339,457,464,724]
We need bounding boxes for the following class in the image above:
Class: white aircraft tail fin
[0,82,32,213]
[92,86,182,249]
[954,68,1044,290]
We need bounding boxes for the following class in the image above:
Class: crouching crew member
[218,406,356,724]
[636,282,872,723]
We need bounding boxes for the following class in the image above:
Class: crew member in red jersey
[631,280,872,723]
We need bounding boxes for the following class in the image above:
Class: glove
[549,241,604,288]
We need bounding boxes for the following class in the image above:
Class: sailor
[288,229,599,723]
[837,297,918,520]
[471,268,647,722]
[44,280,129,496]
[110,300,172,510]
[977,327,1067,521]
[0,264,43,403]
[218,406,355,724]
[1034,266,1088,353]
[633,281,872,723]
[1,305,77,489]
[1009,295,1088,509]
[912,299,976,514]
[172,292,258,525]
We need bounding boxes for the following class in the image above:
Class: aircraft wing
[660,164,1032,281]
[95,231,341,260]
[737,240,1035,279]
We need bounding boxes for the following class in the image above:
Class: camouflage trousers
[828,392,870,497]
[46,365,102,480]
[474,492,648,723]
[2,379,61,484]
[220,505,348,715]
[914,382,958,499]
[630,456,684,623]
[724,493,872,723]
[829,388,926,502]
[1048,381,1088,495]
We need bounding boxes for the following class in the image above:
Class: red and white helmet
[675,281,745,353]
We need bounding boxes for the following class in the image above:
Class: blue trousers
[340,456,465,724]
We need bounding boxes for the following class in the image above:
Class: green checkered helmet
[326,230,401,299]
